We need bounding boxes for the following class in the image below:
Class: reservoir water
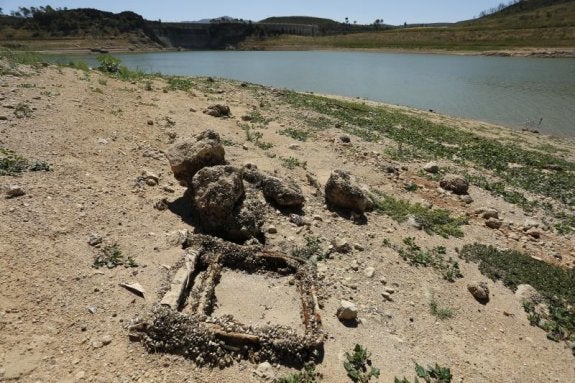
[61,51,575,136]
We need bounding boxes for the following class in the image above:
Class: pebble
[0,115,8,120]
[254,362,274,379]
[468,281,490,303]
[332,237,352,253]
[101,335,113,345]
[423,161,439,173]
[88,233,102,247]
[75,371,86,380]
[407,215,422,230]
[485,218,503,229]
[459,194,474,204]
[97,138,108,145]
[353,243,365,251]
[267,225,277,234]
[364,267,375,278]
[381,292,393,301]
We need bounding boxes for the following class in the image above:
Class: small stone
[145,178,158,186]
[332,237,352,253]
[350,260,359,271]
[163,185,175,193]
[527,229,541,239]
[468,281,490,303]
[485,218,503,229]
[0,115,8,121]
[423,161,439,173]
[288,144,300,150]
[381,292,393,301]
[339,134,351,143]
[460,195,474,204]
[92,340,103,349]
[5,185,25,198]
[87,306,96,314]
[481,208,499,220]
[267,225,277,234]
[254,362,274,379]
[88,234,102,247]
[75,371,86,380]
[354,243,365,251]
[439,174,469,195]
[101,335,113,346]
[147,120,154,126]
[336,300,358,321]
[407,215,422,230]
[364,267,375,278]
[97,138,108,145]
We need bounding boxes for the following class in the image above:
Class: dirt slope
[1,63,574,382]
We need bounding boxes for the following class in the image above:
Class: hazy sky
[1,1,508,25]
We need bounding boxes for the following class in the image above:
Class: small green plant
[395,363,453,383]
[68,59,90,71]
[274,363,319,383]
[429,295,455,320]
[96,54,121,74]
[280,127,312,141]
[245,110,271,125]
[344,344,380,383]
[371,192,467,238]
[292,236,323,261]
[0,148,50,175]
[166,76,194,91]
[281,156,307,170]
[144,80,153,91]
[397,238,462,282]
[242,124,274,150]
[93,243,137,269]
[98,78,107,86]
[110,108,123,116]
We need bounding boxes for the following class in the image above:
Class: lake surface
[60,51,575,136]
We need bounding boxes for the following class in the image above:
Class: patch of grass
[280,127,312,141]
[93,243,137,269]
[466,173,535,211]
[0,49,43,75]
[280,156,307,170]
[393,237,463,282]
[459,244,575,354]
[429,295,455,320]
[241,124,274,150]
[344,344,380,383]
[68,59,90,71]
[0,147,50,176]
[273,364,319,383]
[371,192,467,238]
[98,78,107,86]
[395,363,453,383]
[245,110,271,125]
[166,76,195,92]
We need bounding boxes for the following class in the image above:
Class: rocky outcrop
[166,130,225,187]
[325,170,373,213]
[203,104,230,117]
[440,174,469,195]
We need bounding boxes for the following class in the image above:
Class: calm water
[60,51,575,136]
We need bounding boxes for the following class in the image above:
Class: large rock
[191,165,244,231]
[440,174,469,195]
[228,188,265,241]
[468,281,490,303]
[336,300,358,322]
[166,130,225,186]
[261,175,305,208]
[324,170,373,213]
[203,104,230,117]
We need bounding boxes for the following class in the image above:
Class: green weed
[396,237,462,282]
[281,156,307,170]
[371,192,467,238]
[395,363,453,383]
[344,344,380,383]
[273,364,319,383]
[429,295,455,320]
[292,236,323,261]
[166,77,195,92]
[14,102,33,118]
[280,127,312,141]
[93,243,137,269]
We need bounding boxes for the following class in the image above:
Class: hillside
[1,53,575,382]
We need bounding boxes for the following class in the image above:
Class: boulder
[423,161,440,174]
[241,163,264,186]
[228,188,265,241]
[261,175,305,208]
[336,300,358,321]
[439,174,469,195]
[166,130,225,186]
[203,104,230,117]
[325,170,373,213]
[191,165,244,232]
[468,281,490,303]
[485,218,503,229]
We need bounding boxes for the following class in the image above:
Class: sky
[0,1,509,25]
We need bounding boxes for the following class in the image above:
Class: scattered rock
[97,138,108,145]
[423,161,439,173]
[439,174,469,195]
[459,194,474,204]
[119,282,146,298]
[254,361,275,379]
[166,129,226,187]
[0,115,8,121]
[468,281,490,303]
[75,371,86,380]
[407,215,423,230]
[481,208,499,220]
[332,237,352,253]
[101,335,113,346]
[485,218,503,229]
[203,104,230,117]
[88,233,103,247]
[325,169,373,213]
[339,134,351,143]
[515,284,542,304]
[261,175,305,208]
[364,267,375,278]
[267,225,277,234]
[527,229,541,239]
[289,214,307,227]
[4,185,25,199]
[336,300,358,321]
[147,120,154,126]
[242,163,264,185]
[381,291,393,301]
[154,198,169,211]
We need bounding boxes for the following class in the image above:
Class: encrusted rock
[191,165,244,231]
[332,237,352,253]
[203,104,230,117]
[261,175,305,208]
[481,208,499,220]
[242,163,264,185]
[423,161,439,174]
[439,174,469,195]
[325,169,373,213]
[468,281,490,303]
[4,185,25,199]
[485,218,503,229]
[339,134,351,143]
[336,300,358,321]
[166,130,225,186]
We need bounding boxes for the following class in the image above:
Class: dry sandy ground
[1,64,574,382]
